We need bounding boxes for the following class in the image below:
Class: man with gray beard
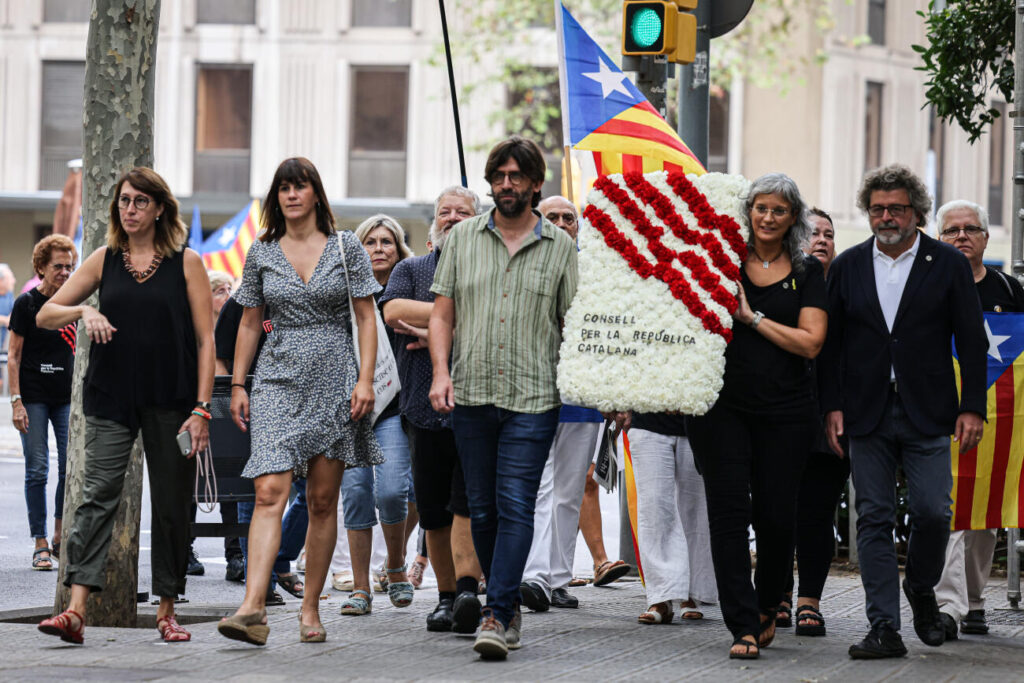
[381,186,484,634]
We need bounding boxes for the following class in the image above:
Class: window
[43,0,90,22]
[506,68,562,198]
[707,89,730,173]
[927,105,945,209]
[867,0,886,45]
[352,0,412,27]
[197,0,255,25]
[194,66,252,194]
[40,61,85,190]
[349,67,408,198]
[989,101,1007,226]
[864,82,884,173]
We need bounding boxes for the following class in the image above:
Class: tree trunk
[54,0,161,628]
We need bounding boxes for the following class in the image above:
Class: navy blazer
[818,232,987,438]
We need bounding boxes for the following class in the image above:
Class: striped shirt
[431,209,578,413]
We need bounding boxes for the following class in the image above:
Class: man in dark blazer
[819,164,987,659]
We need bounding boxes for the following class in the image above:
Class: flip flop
[593,560,631,587]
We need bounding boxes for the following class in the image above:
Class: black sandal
[758,613,776,648]
[794,604,826,637]
[775,602,792,627]
[729,636,760,659]
[277,573,305,599]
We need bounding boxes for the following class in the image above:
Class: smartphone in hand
[176,430,192,456]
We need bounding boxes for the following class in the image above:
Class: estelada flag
[951,311,1024,530]
[556,4,705,177]
[200,200,261,278]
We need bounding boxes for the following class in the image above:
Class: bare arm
[350,295,377,421]
[733,285,827,359]
[36,247,106,330]
[8,332,27,433]
[428,295,456,413]
[383,299,433,329]
[229,304,265,432]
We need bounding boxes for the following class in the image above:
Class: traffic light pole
[676,0,710,168]
[636,55,670,118]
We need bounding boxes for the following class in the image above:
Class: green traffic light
[629,8,663,49]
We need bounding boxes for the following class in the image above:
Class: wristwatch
[750,311,765,329]
[10,394,21,404]
[194,401,212,412]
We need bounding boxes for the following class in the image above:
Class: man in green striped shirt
[428,136,577,659]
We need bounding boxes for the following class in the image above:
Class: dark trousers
[407,423,469,530]
[687,403,816,640]
[784,450,850,600]
[65,411,195,597]
[849,388,952,629]
[452,404,560,627]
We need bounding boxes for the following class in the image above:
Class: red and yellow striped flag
[200,200,261,278]
[951,312,1024,530]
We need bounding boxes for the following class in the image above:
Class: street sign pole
[676,0,710,168]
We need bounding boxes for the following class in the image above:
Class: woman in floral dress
[218,157,384,645]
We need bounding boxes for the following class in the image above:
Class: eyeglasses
[49,263,74,271]
[545,211,577,225]
[118,194,152,211]
[753,205,791,218]
[487,171,527,186]
[940,225,986,238]
[867,204,913,218]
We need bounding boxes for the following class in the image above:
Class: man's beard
[872,220,914,246]
[432,225,452,251]
[494,187,532,218]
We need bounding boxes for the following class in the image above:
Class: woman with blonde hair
[335,214,416,617]
[36,167,215,644]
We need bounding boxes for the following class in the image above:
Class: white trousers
[522,421,604,598]
[331,503,387,574]
[935,528,997,621]
[629,429,717,606]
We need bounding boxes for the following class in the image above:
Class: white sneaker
[331,570,354,592]
[473,609,508,660]
[295,548,306,572]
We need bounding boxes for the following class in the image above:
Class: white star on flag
[985,318,1011,361]
[582,59,633,99]
[217,225,239,247]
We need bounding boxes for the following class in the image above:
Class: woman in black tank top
[36,168,215,645]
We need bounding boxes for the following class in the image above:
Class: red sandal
[157,614,191,642]
[38,609,84,644]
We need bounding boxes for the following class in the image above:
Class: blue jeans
[849,388,953,629]
[340,415,411,529]
[20,402,69,539]
[452,405,560,627]
[239,477,308,586]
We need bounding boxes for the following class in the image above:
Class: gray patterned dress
[235,231,384,478]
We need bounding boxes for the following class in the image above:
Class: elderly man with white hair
[935,198,1024,639]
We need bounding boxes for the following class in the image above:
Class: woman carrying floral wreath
[685,173,827,660]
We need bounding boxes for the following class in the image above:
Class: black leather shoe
[962,609,989,634]
[848,622,908,659]
[186,548,205,576]
[225,556,244,583]
[902,578,946,646]
[426,598,454,632]
[939,612,959,640]
[519,581,550,612]
[452,591,482,634]
[550,587,579,608]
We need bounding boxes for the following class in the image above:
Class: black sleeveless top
[83,247,197,430]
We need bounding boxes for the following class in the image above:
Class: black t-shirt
[719,254,827,415]
[9,289,76,405]
[215,296,269,375]
[631,412,687,437]
[976,266,1024,312]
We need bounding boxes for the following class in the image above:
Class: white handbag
[338,234,401,425]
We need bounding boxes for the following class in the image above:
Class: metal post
[1010,0,1024,278]
[634,55,670,118]
[848,481,858,566]
[675,0,710,168]
[617,471,636,571]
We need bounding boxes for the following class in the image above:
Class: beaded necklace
[122,247,163,281]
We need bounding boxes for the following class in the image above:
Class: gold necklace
[750,247,784,269]
[122,247,163,281]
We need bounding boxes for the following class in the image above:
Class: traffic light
[621,0,697,64]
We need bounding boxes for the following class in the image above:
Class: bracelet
[230,383,246,390]
[191,408,211,421]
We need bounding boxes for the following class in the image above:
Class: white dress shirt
[873,232,920,379]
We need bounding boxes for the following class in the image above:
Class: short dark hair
[857,163,931,228]
[260,157,335,242]
[484,136,546,208]
[810,207,833,227]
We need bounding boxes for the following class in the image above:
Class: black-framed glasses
[118,194,152,211]
[940,225,985,238]
[867,204,913,218]
[545,211,577,225]
[487,171,527,186]
[753,205,790,218]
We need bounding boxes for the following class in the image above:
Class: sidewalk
[3,572,1024,681]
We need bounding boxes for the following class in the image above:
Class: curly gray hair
[857,164,932,228]
[743,173,813,273]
